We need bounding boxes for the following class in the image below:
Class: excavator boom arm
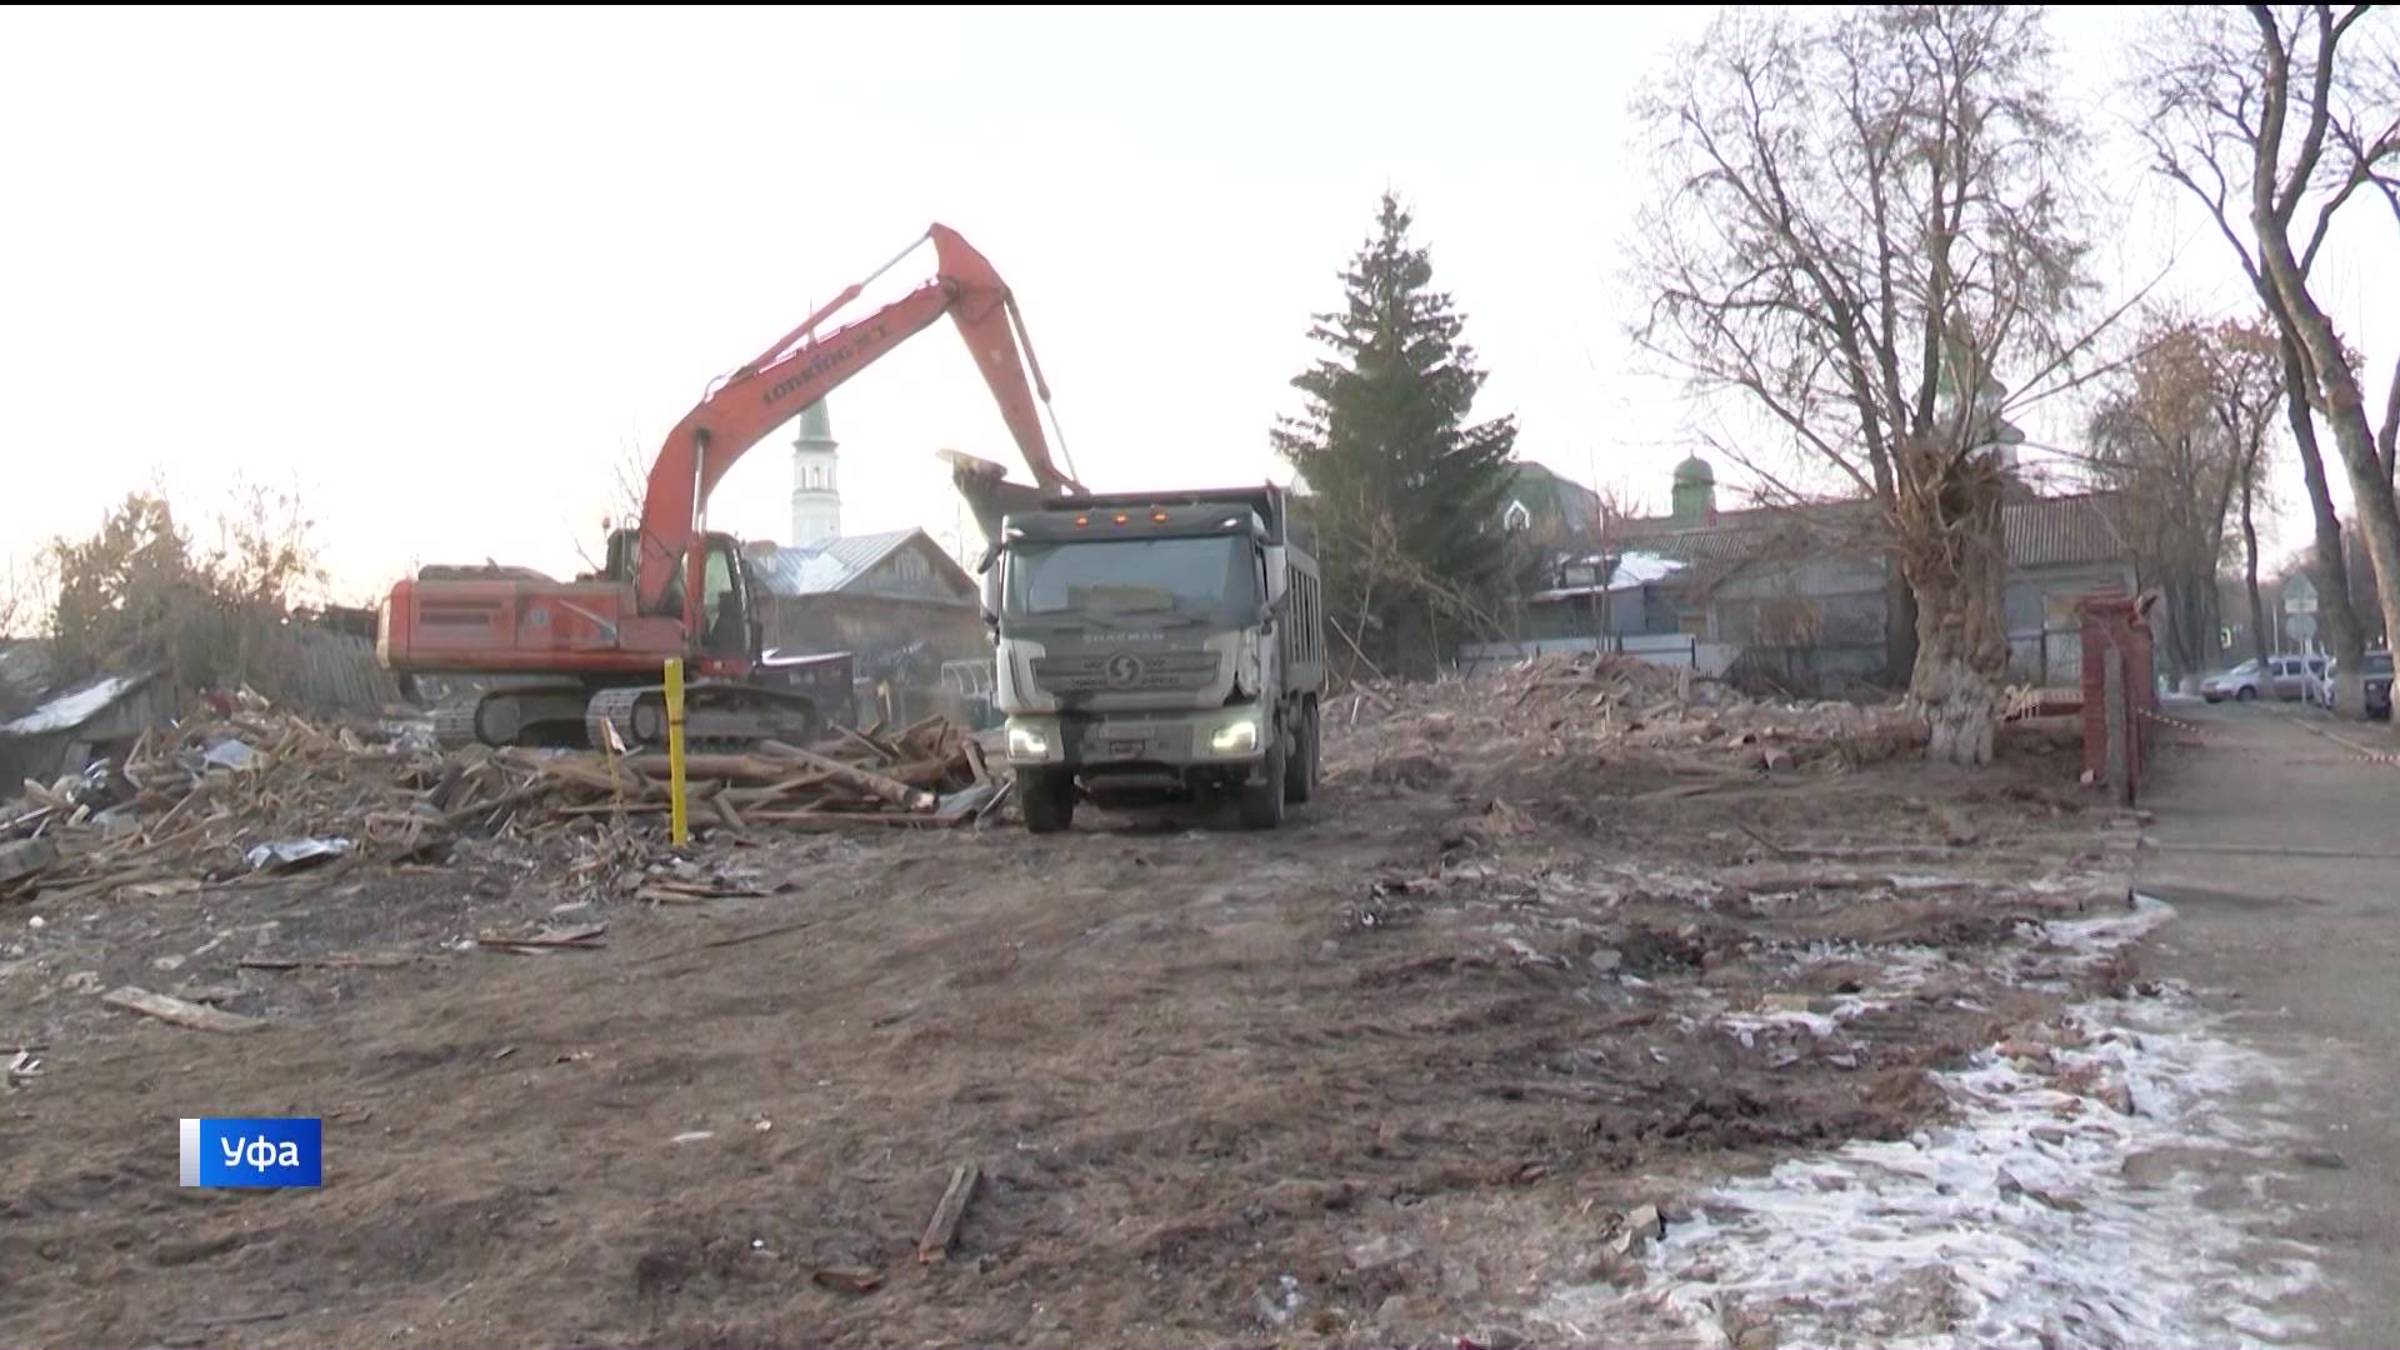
[633,225,1078,617]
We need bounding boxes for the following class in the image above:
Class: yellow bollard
[664,658,689,845]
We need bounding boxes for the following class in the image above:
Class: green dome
[1672,454,1715,486]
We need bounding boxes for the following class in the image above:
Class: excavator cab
[602,527,641,585]
[697,536,756,659]
[599,526,754,658]
[647,531,758,661]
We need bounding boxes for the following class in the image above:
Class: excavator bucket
[941,449,1059,545]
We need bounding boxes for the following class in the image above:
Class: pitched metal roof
[746,529,978,599]
[0,668,159,737]
[747,529,919,597]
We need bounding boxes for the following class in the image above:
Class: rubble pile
[0,696,999,903]
[1336,650,1925,789]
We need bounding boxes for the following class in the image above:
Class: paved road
[2136,700,2400,1347]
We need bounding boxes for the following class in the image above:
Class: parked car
[2305,656,2338,708]
[2366,650,2394,720]
[2202,654,2324,702]
[2201,658,2262,701]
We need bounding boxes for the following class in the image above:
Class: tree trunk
[2258,241,2400,722]
[2240,464,2271,668]
[2161,567,2214,683]
[2284,341,2368,715]
[2288,325,2400,677]
[1912,578,2003,767]
[1883,554,1919,689]
[1904,463,2008,768]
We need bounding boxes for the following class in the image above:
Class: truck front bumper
[1004,708,1267,776]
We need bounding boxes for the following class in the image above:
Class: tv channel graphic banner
[179,1118,322,1188]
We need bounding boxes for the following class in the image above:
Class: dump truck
[982,484,1325,831]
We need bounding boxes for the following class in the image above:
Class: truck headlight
[1208,714,1260,756]
[1006,719,1058,761]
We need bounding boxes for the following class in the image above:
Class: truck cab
[987,486,1324,832]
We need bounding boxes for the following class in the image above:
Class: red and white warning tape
[2284,714,2400,767]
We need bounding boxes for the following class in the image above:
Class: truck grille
[1032,650,1221,694]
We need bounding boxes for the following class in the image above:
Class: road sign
[2288,612,2319,641]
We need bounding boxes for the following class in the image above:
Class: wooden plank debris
[811,1267,884,1294]
[476,923,608,953]
[0,705,996,896]
[917,1161,982,1263]
[756,741,937,813]
[101,985,266,1033]
[238,952,412,971]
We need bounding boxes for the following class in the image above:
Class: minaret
[790,400,841,547]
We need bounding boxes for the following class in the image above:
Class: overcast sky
[2,5,2392,608]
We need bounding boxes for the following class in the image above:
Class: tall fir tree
[1272,193,1517,676]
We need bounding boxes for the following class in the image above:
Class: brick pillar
[2079,595,2158,795]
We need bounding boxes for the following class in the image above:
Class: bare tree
[2201,319,2289,667]
[44,482,328,701]
[0,559,40,641]
[2141,4,2400,718]
[1307,489,1513,682]
[570,442,658,577]
[1633,6,2117,765]
[2086,313,2247,682]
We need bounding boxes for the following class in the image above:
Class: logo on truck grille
[1032,650,1222,694]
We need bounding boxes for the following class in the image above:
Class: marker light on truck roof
[1113,513,1129,525]
[1073,515,1088,526]
[1152,512,1169,522]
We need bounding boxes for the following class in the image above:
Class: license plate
[1106,738,1147,758]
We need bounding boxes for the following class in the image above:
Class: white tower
[789,399,841,548]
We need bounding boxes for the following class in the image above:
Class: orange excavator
[377,225,1083,750]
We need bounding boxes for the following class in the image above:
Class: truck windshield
[1004,536,1256,620]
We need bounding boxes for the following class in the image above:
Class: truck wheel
[1284,702,1317,804]
[1020,769,1076,834]
[1240,739,1288,830]
[1308,704,1322,795]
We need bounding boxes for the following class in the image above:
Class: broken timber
[916,1161,982,1263]
[101,986,266,1033]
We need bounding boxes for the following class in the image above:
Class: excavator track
[432,691,485,750]
[432,680,598,750]
[584,687,645,757]
[583,681,821,756]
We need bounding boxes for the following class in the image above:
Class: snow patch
[1612,551,1686,587]
[1538,897,2322,1349]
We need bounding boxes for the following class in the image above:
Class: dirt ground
[0,690,2145,1349]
